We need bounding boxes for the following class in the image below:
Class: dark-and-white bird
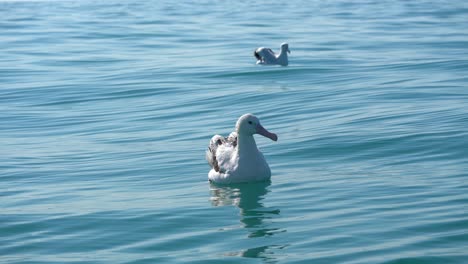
[254,43,290,66]
[206,114,278,184]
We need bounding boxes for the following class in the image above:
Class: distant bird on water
[254,43,290,66]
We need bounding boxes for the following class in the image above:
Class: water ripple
[1,0,468,263]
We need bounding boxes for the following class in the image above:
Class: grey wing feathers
[255,47,276,62]
[206,135,225,172]
[227,132,237,147]
[206,133,237,172]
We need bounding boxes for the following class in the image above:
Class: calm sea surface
[1,0,468,263]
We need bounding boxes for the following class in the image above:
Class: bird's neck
[278,48,287,59]
[237,133,258,154]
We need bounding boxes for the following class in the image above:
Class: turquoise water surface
[1,0,468,263]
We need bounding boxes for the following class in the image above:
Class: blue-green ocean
[1,0,468,263]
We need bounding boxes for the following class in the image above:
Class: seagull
[254,43,290,66]
[206,114,278,184]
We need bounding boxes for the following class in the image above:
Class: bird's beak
[256,123,278,141]
[287,48,291,54]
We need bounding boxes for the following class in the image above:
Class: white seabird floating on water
[206,114,278,184]
[254,43,290,66]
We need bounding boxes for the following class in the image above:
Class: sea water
[1,0,468,263]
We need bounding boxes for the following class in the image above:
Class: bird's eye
[248,121,252,125]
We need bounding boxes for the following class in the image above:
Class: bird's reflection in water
[209,181,286,262]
